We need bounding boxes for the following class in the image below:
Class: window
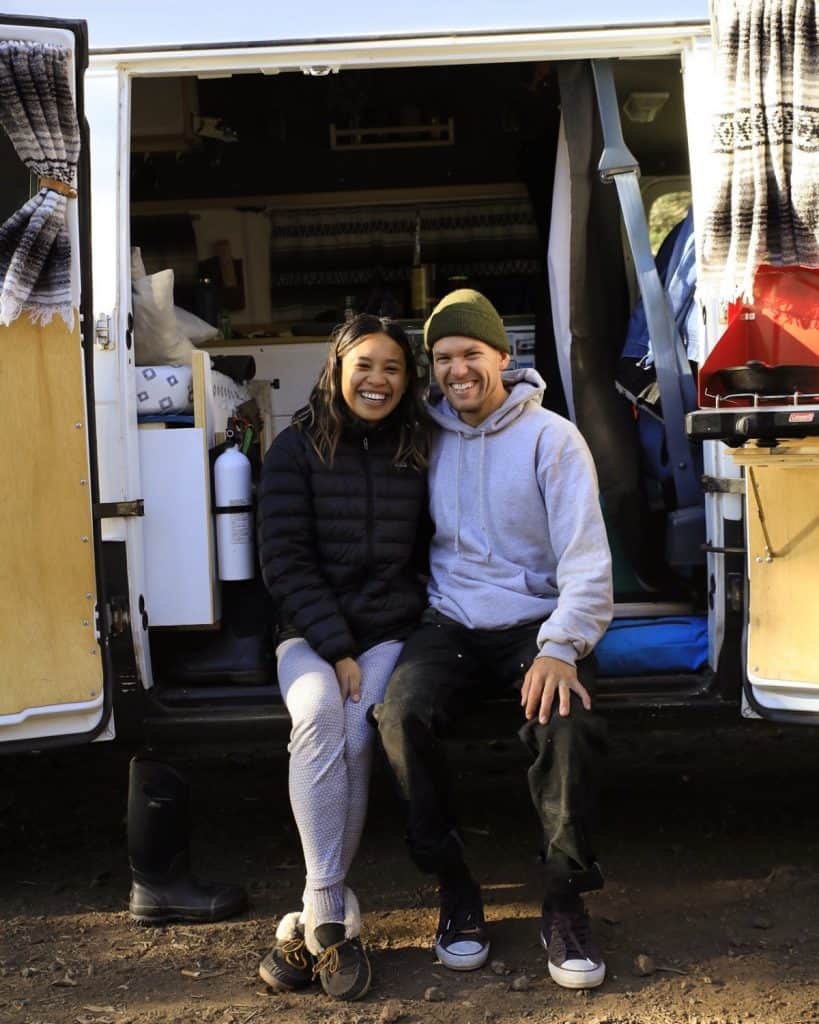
[648,189,691,254]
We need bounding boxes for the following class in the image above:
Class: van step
[155,684,282,707]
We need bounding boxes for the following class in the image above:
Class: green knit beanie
[424,288,510,354]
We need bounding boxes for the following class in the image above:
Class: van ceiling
[130,59,687,203]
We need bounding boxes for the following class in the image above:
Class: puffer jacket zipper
[362,435,374,566]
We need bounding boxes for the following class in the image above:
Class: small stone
[510,975,531,991]
[633,953,656,977]
[490,960,510,976]
[52,974,78,988]
[752,916,773,930]
[380,1001,402,1024]
[701,975,713,985]
[424,986,446,1003]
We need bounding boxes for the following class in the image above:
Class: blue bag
[596,616,708,676]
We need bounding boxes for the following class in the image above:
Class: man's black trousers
[373,610,608,905]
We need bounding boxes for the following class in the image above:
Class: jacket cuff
[537,640,578,666]
[317,636,356,665]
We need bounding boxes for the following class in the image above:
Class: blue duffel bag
[595,616,708,676]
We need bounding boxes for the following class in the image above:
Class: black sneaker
[540,901,605,989]
[311,923,372,1001]
[434,883,490,971]
[259,912,315,991]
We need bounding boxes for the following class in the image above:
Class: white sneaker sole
[434,937,491,972]
[540,931,605,989]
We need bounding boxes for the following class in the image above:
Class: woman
[257,315,428,1002]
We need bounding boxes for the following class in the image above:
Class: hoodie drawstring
[452,430,491,562]
[453,432,462,554]
[478,430,491,562]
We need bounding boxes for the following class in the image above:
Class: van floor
[2,722,818,1024]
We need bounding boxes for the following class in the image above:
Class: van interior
[127,57,709,711]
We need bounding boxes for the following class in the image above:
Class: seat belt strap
[590,59,702,509]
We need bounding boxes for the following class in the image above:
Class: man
[373,289,613,989]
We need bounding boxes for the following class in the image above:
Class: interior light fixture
[622,91,670,124]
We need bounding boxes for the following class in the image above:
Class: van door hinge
[106,596,131,637]
[95,313,113,349]
[93,500,144,519]
[701,475,745,495]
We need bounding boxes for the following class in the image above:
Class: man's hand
[521,655,591,724]
[334,657,362,703]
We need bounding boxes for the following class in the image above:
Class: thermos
[411,210,434,317]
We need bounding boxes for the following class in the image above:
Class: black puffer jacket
[258,415,427,664]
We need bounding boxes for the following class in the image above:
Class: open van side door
[732,439,819,724]
[0,14,113,751]
[690,271,819,726]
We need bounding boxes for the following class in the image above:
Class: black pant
[373,609,608,904]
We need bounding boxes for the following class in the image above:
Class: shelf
[131,182,528,217]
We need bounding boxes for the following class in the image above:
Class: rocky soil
[2,718,819,1024]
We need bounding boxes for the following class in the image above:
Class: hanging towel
[0,41,80,327]
[701,0,819,299]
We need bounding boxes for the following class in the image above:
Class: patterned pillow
[135,364,193,415]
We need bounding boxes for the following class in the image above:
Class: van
[2,3,811,756]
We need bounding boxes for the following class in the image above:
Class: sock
[311,882,346,927]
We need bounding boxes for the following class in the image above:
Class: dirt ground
[3,717,819,1024]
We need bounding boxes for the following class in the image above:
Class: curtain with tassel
[0,40,80,328]
[701,0,819,299]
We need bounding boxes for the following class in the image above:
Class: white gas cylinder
[214,445,254,580]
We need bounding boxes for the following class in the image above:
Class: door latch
[95,313,113,350]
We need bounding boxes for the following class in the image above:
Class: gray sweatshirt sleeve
[535,433,614,665]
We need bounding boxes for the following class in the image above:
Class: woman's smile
[340,333,408,422]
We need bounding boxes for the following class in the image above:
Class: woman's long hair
[293,314,429,469]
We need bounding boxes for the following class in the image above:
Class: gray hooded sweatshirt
[425,368,613,666]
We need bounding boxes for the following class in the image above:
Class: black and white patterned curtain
[701,0,819,298]
[0,41,80,327]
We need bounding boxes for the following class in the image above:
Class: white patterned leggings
[276,637,403,899]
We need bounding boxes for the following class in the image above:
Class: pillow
[132,269,194,366]
[131,246,147,280]
[175,305,220,345]
[134,364,194,416]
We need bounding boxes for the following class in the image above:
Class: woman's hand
[334,657,362,703]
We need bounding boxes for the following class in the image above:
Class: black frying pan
[714,360,819,395]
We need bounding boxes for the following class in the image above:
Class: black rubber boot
[127,757,247,925]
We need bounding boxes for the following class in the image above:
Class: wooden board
[0,315,102,716]
[733,443,819,685]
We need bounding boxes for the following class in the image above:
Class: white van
[1,3,813,754]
